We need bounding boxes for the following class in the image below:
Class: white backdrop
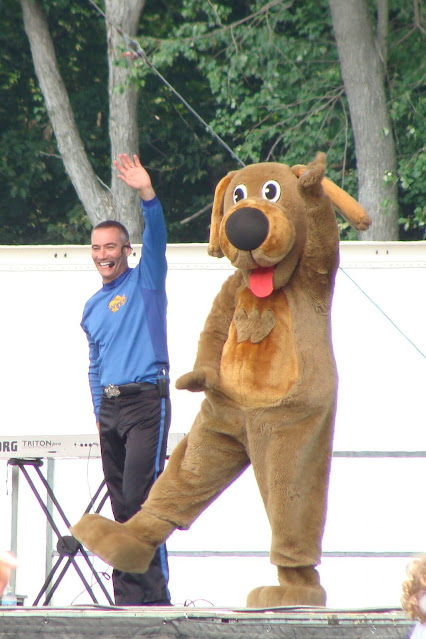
[0,241,425,608]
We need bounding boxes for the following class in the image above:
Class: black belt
[103,382,156,398]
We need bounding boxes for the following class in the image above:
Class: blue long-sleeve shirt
[81,196,169,419]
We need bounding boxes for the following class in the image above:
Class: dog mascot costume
[72,152,371,607]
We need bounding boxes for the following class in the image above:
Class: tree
[139,0,424,240]
[0,0,423,243]
[137,0,363,238]
[106,0,145,239]
[328,0,398,240]
[20,0,145,242]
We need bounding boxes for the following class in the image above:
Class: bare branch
[147,0,295,47]
[180,202,212,224]
[209,0,294,34]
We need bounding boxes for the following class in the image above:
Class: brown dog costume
[71,152,371,607]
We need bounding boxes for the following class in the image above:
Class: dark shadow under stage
[0,605,413,638]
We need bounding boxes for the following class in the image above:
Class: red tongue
[249,266,274,298]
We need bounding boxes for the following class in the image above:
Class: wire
[70,568,111,606]
[339,266,425,359]
[182,598,215,607]
[86,0,245,168]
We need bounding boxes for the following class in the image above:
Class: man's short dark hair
[93,220,129,244]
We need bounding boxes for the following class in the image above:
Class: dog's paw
[176,367,219,392]
[247,583,326,608]
[298,152,326,191]
[70,514,155,573]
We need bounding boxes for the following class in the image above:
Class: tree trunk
[376,0,389,69]
[328,0,399,240]
[20,0,114,228]
[21,0,148,240]
[106,0,146,242]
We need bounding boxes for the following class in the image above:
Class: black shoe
[143,600,172,606]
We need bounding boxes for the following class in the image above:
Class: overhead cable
[86,0,245,168]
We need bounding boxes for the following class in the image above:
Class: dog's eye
[262,180,281,202]
[233,184,247,203]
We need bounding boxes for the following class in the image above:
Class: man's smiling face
[91,227,131,284]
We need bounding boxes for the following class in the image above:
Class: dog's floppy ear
[208,171,237,257]
[291,164,372,232]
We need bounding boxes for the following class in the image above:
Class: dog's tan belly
[220,289,298,407]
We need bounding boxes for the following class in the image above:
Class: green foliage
[0,0,108,244]
[0,0,424,243]
[138,0,356,239]
[138,0,425,240]
[386,0,426,238]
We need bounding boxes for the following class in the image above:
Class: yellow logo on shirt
[109,295,127,313]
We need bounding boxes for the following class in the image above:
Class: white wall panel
[0,241,425,608]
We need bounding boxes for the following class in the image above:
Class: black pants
[99,386,171,605]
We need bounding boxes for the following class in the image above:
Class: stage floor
[0,605,413,638]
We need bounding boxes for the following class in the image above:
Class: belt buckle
[105,384,120,398]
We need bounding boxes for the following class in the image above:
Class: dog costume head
[209,154,371,295]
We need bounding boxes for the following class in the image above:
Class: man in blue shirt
[81,154,171,606]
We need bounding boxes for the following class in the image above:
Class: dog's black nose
[225,207,269,251]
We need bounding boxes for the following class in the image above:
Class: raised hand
[113,154,156,201]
